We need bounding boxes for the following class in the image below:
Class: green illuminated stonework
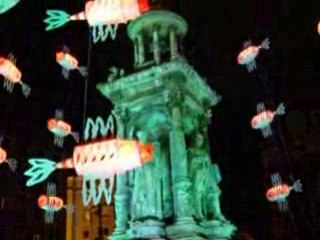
[97,10,237,240]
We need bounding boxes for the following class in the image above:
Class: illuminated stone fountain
[97,10,237,240]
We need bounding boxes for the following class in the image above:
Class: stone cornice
[97,58,221,111]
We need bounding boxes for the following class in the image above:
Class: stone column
[159,142,173,219]
[168,92,194,222]
[169,28,178,60]
[153,141,164,219]
[137,34,145,65]
[110,108,129,240]
[153,29,161,64]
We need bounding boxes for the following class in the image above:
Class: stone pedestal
[166,217,207,240]
[127,220,166,239]
[200,220,237,240]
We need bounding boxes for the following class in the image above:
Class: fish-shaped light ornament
[0,0,20,14]
[47,109,80,147]
[237,38,270,72]
[266,173,302,212]
[56,45,87,80]
[25,138,153,206]
[38,183,74,223]
[44,0,150,43]
[251,102,285,138]
[0,53,31,98]
[0,136,17,172]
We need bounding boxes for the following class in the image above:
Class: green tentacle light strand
[84,115,114,141]
[24,159,56,187]
[44,10,71,31]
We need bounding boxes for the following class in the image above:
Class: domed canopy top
[127,10,188,40]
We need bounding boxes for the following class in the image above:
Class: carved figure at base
[130,130,162,221]
[188,132,227,223]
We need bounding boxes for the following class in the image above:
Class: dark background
[0,0,319,239]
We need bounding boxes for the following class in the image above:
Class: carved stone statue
[130,131,162,221]
[188,132,227,222]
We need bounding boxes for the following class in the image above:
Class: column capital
[165,89,184,109]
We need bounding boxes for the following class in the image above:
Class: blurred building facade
[66,176,115,240]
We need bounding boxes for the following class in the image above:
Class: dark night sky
[0,0,319,239]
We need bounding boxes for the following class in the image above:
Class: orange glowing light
[139,143,153,164]
[47,119,57,129]
[38,195,48,208]
[0,148,7,162]
[55,51,64,62]
[138,0,150,12]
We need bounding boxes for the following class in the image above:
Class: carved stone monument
[97,10,237,240]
